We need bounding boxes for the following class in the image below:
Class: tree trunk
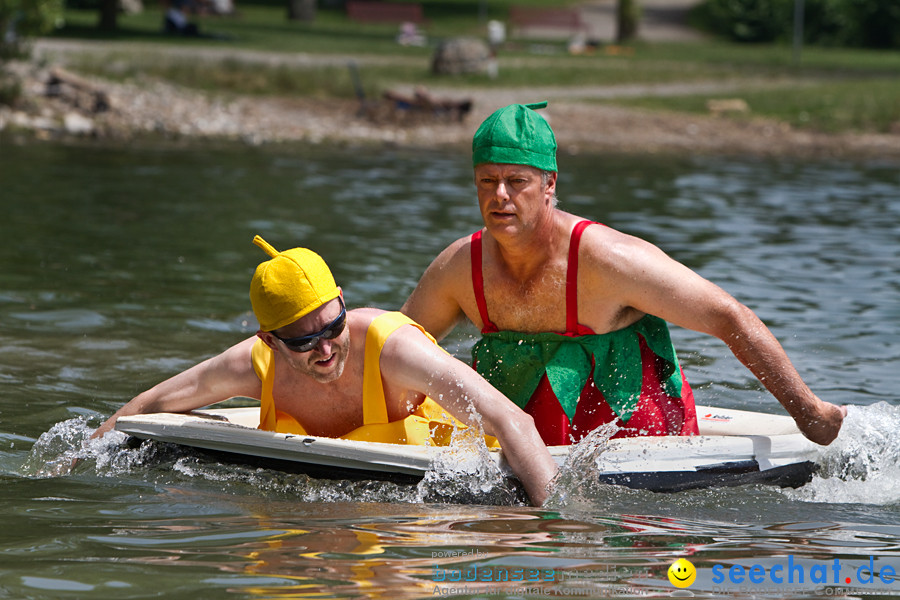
[287,0,316,21]
[99,0,119,31]
[616,0,640,43]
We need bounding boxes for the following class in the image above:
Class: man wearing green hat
[402,102,845,447]
[94,235,558,506]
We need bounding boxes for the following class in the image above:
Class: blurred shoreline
[3,38,900,163]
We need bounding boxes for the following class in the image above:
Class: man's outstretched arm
[585,228,845,445]
[702,301,847,444]
[381,325,558,506]
[92,337,262,439]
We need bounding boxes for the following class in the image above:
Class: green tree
[1,0,63,104]
[1,0,63,54]
[697,0,900,48]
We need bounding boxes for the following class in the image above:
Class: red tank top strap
[471,230,499,333]
[566,220,597,335]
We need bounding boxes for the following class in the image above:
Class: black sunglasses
[273,297,346,353]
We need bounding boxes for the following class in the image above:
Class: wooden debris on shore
[377,88,472,123]
[45,67,112,114]
[706,98,750,116]
[348,61,471,125]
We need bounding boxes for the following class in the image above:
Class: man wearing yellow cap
[94,236,558,506]
[402,102,846,448]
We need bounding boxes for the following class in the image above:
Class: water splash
[170,455,420,503]
[416,421,520,505]
[21,417,169,478]
[546,403,900,510]
[544,422,621,508]
[22,415,517,504]
[27,403,898,508]
[785,402,900,505]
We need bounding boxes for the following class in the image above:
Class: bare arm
[92,337,262,439]
[380,325,558,505]
[589,230,845,444]
[703,301,847,444]
[401,238,471,342]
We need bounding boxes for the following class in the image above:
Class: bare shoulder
[217,336,261,373]
[426,235,475,302]
[577,220,733,326]
[574,221,697,328]
[424,233,475,275]
[578,222,662,272]
[402,233,477,339]
[379,320,447,378]
[350,307,436,344]
[347,307,385,332]
[387,320,436,346]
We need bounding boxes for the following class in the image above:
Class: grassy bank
[47,0,900,135]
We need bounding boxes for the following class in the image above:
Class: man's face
[474,163,556,236]
[265,297,350,383]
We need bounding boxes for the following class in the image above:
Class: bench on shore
[508,6,587,37]
[346,1,425,24]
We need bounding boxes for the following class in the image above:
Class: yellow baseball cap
[249,235,340,332]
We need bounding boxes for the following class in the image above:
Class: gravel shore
[3,39,900,163]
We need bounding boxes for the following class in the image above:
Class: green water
[1,137,899,598]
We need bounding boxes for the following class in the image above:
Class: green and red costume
[471,220,699,445]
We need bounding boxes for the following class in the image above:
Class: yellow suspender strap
[361,312,436,425]
[252,338,278,431]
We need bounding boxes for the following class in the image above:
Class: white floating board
[116,404,820,492]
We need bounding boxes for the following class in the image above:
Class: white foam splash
[416,418,513,504]
[32,403,897,508]
[22,417,161,478]
[170,456,419,503]
[23,418,112,476]
[784,402,900,505]
[25,419,420,502]
[544,422,621,507]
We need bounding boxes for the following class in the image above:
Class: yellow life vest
[253,311,498,447]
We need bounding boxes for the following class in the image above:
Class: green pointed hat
[472,101,557,172]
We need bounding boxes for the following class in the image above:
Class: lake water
[1,137,899,599]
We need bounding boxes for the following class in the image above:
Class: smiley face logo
[668,558,696,588]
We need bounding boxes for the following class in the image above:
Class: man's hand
[796,401,847,446]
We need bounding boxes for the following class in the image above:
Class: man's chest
[479,258,569,331]
[475,262,631,334]
[271,372,364,437]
